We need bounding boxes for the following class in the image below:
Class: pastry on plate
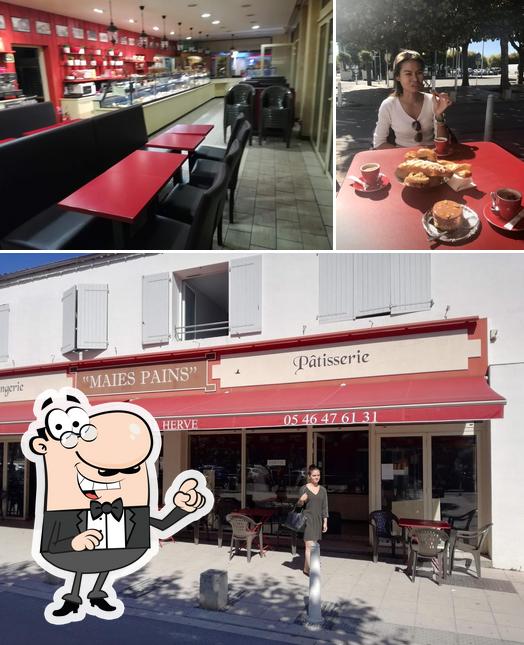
[404,172,430,187]
[432,200,464,231]
[397,159,451,178]
[404,147,438,162]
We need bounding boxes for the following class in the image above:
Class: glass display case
[97,71,210,109]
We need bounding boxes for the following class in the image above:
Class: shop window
[62,284,108,353]
[318,254,432,323]
[174,255,262,341]
[190,434,241,506]
[0,304,9,362]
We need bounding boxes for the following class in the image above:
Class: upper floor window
[318,254,432,323]
[141,255,262,347]
[0,304,9,362]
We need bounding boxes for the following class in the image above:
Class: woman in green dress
[297,464,328,575]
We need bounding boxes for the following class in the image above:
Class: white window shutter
[76,284,108,350]
[318,254,354,323]
[61,286,77,353]
[142,273,170,345]
[230,255,262,335]
[391,255,432,314]
[354,254,392,317]
[0,304,9,361]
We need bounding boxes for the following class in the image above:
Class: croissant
[404,148,438,162]
[403,172,430,187]
[397,159,450,179]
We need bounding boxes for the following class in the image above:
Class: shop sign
[76,361,207,396]
[0,373,72,402]
[213,331,481,387]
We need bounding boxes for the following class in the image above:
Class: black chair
[224,83,254,143]
[192,114,246,165]
[369,510,403,563]
[136,162,229,250]
[259,86,294,147]
[190,122,250,228]
[443,508,477,530]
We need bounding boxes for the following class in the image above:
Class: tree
[359,50,374,85]
[338,51,352,71]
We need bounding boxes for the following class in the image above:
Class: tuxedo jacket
[41,505,189,554]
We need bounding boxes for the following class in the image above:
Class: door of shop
[313,428,369,550]
[375,430,479,530]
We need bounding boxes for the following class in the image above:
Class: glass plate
[422,205,480,243]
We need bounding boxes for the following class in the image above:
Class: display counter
[61,76,239,135]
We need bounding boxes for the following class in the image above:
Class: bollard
[484,94,495,141]
[337,81,342,108]
[307,543,323,627]
[199,569,228,611]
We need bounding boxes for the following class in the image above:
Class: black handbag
[283,505,306,532]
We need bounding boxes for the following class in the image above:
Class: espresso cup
[360,162,381,186]
[434,137,450,155]
[490,188,522,220]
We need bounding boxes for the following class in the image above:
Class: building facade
[0,252,522,570]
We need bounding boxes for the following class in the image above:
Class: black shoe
[89,598,117,612]
[52,600,80,617]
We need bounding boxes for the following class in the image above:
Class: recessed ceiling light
[170,30,175,35]
[246,14,255,17]
[129,18,135,23]
[153,26,159,31]
[211,20,220,24]
[186,36,192,40]
[201,13,211,18]
[251,25,260,29]
[241,3,252,6]
[93,8,104,13]
[188,3,198,6]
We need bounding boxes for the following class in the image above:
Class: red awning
[0,401,35,435]
[130,376,506,431]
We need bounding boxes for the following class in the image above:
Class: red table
[336,142,524,250]
[58,149,186,246]
[399,518,451,531]
[147,132,205,152]
[168,124,214,136]
[22,119,81,136]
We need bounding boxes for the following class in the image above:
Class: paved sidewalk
[336,81,524,188]
[2,525,524,644]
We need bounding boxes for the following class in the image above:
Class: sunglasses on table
[412,119,423,142]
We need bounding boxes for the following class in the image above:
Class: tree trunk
[367,62,372,86]
[519,47,524,85]
[500,36,510,90]
[461,41,470,87]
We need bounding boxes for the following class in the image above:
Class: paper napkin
[503,209,524,231]
[446,174,477,192]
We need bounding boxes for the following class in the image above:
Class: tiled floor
[158,97,333,250]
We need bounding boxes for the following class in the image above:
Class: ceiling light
[161,15,169,49]
[129,18,136,23]
[153,26,159,31]
[107,0,118,45]
[211,20,220,24]
[201,13,210,18]
[251,25,260,29]
[170,30,175,35]
[186,36,192,40]
[94,8,104,14]
[138,5,148,48]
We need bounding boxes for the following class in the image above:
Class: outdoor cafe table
[58,149,186,247]
[167,124,214,136]
[336,142,524,250]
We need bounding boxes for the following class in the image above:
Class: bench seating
[0,101,56,139]
[0,104,149,249]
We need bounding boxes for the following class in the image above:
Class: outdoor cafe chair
[226,513,264,563]
[442,508,477,530]
[408,528,449,585]
[369,510,403,563]
[448,523,493,579]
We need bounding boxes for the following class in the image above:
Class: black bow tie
[90,498,124,521]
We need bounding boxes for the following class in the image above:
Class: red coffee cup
[434,137,450,155]
[490,188,522,220]
[360,162,380,186]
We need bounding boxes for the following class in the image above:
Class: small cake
[432,200,464,231]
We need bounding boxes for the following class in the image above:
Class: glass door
[380,436,424,518]
[312,16,333,175]
[5,443,25,518]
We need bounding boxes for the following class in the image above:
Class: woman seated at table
[373,50,453,149]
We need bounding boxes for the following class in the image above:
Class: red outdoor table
[147,132,205,152]
[399,518,451,531]
[336,142,524,250]
[168,124,214,136]
[22,119,81,136]
[58,149,186,247]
